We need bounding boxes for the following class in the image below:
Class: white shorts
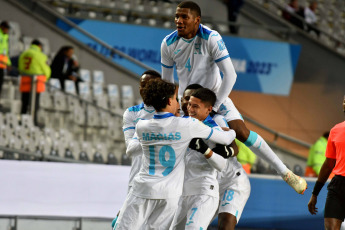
[115,192,179,230]
[218,98,243,122]
[171,194,218,230]
[218,168,251,223]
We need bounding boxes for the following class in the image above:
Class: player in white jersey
[122,70,161,191]
[112,70,161,229]
[172,88,235,230]
[181,85,250,230]
[114,79,236,230]
[161,0,307,195]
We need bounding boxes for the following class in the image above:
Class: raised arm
[161,40,174,83]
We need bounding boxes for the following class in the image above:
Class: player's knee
[324,218,340,230]
[228,120,249,141]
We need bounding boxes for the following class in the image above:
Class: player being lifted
[172,87,236,229]
[181,85,251,230]
[161,0,307,194]
[114,79,236,229]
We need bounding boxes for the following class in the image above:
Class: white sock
[245,131,288,176]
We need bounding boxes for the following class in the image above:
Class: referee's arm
[308,157,336,215]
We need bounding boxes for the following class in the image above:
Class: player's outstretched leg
[218,213,237,230]
[228,119,307,194]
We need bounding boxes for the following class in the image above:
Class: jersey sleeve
[325,129,336,159]
[161,39,175,83]
[208,32,237,110]
[188,118,235,146]
[122,109,136,147]
[213,115,229,128]
[206,151,226,171]
[126,132,142,157]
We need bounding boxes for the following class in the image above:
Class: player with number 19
[114,79,236,230]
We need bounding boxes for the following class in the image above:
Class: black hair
[185,84,203,91]
[56,46,74,57]
[142,69,161,79]
[323,131,330,139]
[190,88,216,107]
[177,1,201,17]
[31,39,42,46]
[142,79,176,111]
[0,21,10,29]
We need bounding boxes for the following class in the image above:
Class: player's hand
[212,144,234,158]
[189,138,209,155]
[308,195,318,215]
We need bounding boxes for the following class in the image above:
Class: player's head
[139,70,161,99]
[141,78,178,113]
[181,84,203,116]
[0,21,10,34]
[323,131,330,139]
[175,1,201,39]
[31,39,43,50]
[57,46,74,58]
[188,88,216,121]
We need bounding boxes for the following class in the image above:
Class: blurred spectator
[304,1,319,35]
[18,39,51,124]
[282,0,304,29]
[305,131,331,177]
[50,46,80,93]
[0,21,11,105]
[235,139,257,174]
[224,0,244,34]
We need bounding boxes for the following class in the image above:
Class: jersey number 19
[149,145,176,176]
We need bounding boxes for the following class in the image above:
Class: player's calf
[218,212,237,230]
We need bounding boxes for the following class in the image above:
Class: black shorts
[324,175,345,221]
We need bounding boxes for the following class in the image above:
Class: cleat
[283,170,308,194]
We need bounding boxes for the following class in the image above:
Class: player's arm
[189,118,236,146]
[160,40,174,83]
[189,138,226,171]
[209,33,237,110]
[126,133,142,157]
[308,131,336,215]
[122,109,136,147]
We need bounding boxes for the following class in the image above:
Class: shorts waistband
[334,175,345,181]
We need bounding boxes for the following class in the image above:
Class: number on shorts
[149,145,176,176]
[222,189,234,202]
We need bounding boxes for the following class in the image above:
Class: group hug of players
[113,1,307,229]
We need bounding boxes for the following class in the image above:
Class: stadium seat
[93,151,104,163]
[79,69,91,82]
[107,152,118,165]
[121,85,134,110]
[121,153,131,165]
[79,151,90,162]
[92,70,104,84]
[107,84,121,113]
[293,164,304,176]
[64,148,74,159]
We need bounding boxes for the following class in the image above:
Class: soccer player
[308,97,345,230]
[181,86,250,230]
[172,88,233,229]
[122,70,161,191]
[114,79,236,230]
[161,0,307,194]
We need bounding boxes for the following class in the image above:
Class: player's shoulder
[197,24,220,41]
[163,30,180,47]
[127,102,145,113]
[331,121,345,133]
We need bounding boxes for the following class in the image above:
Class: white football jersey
[161,24,231,99]
[212,114,243,187]
[183,115,224,198]
[122,103,155,187]
[131,112,235,199]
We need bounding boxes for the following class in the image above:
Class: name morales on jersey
[142,132,181,141]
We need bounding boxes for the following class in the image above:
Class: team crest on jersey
[217,39,226,51]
